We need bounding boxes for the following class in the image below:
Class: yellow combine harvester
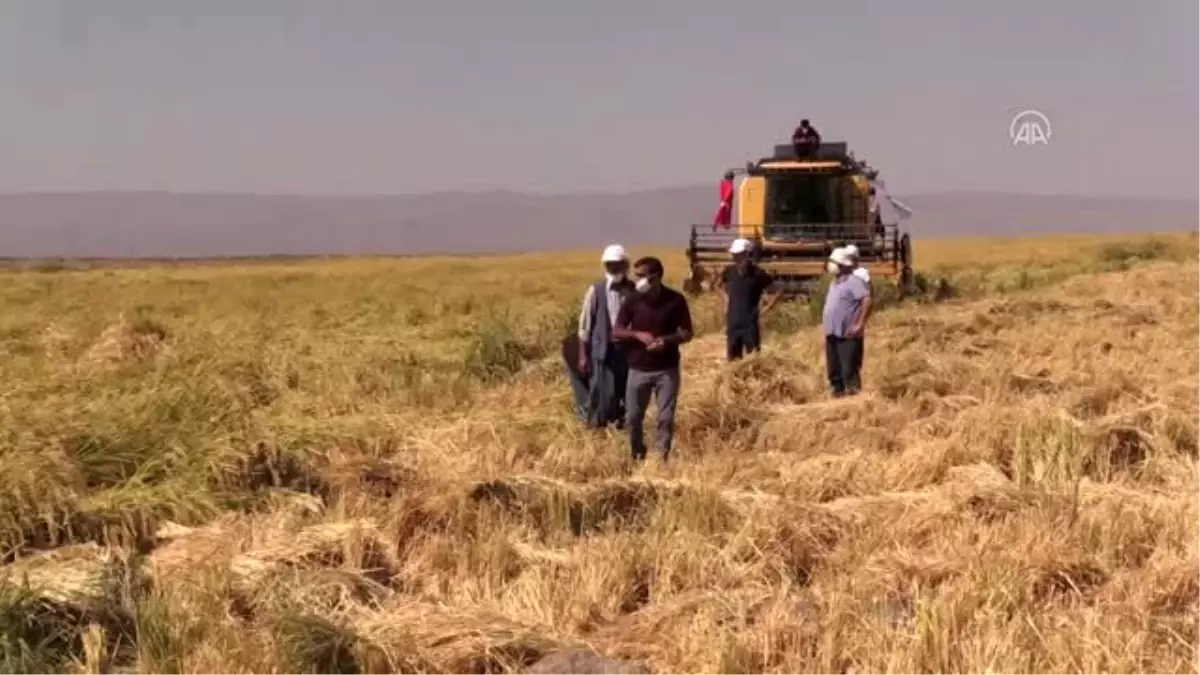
[684,141,914,298]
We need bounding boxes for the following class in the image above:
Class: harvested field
[0,233,1196,673]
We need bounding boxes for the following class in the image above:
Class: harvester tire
[898,233,915,298]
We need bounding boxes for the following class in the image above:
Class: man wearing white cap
[571,244,636,427]
[843,244,871,284]
[822,246,872,397]
[718,238,782,361]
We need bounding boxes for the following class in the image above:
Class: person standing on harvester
[822,247,872,397]
[712,171,735,230]
[718,238,783,361]
[574,244,636,428]
[614,256,693,462]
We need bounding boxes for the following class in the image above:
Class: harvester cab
[684,141,914,298]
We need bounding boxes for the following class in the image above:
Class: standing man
[822,247,872,397]
[713,171,735,230]
[718,238,783,361]
[613,256,693,462]
[576,244,636,428]
[791,119,822,158]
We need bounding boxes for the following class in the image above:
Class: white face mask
[605,271,625,283]
[635,277,652,293]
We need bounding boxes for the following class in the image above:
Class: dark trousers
[626,367,681,460]
[726,324,762,361]
[825,335,864,396]
[587,350,628,428]
[565,358,591,422]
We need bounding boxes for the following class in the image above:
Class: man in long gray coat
[569,244,635,427]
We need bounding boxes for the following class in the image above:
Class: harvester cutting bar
[688,223,897,261]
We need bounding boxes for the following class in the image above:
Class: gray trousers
[625,367,681,460]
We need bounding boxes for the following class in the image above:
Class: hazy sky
[1,0,1196,197]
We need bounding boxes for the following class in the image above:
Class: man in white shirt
[842,245,871,284]
[571,244,636,427]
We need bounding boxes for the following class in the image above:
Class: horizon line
[0,187,1196,201]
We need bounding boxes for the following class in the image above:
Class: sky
[0,0,1196,198]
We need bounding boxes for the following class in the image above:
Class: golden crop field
[0,232,1196,674]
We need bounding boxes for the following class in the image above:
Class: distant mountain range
[0,189,1195,259]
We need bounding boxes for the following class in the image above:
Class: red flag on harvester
[712,177,734,228]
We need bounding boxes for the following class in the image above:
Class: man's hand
[647,338,666,352]
[577,340,590,375]
[761,286,783,317]
[848,297,872,338]
[634,331,656,345]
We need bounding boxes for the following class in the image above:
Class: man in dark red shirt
[791,119,821,158]
[613,256,693,462]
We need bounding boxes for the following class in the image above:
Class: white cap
[829,247,854,267]
[843,244,860,259]
[729,238,752,254]
[601,244,629,263]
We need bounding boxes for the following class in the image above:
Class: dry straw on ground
[0,234,1195,673]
